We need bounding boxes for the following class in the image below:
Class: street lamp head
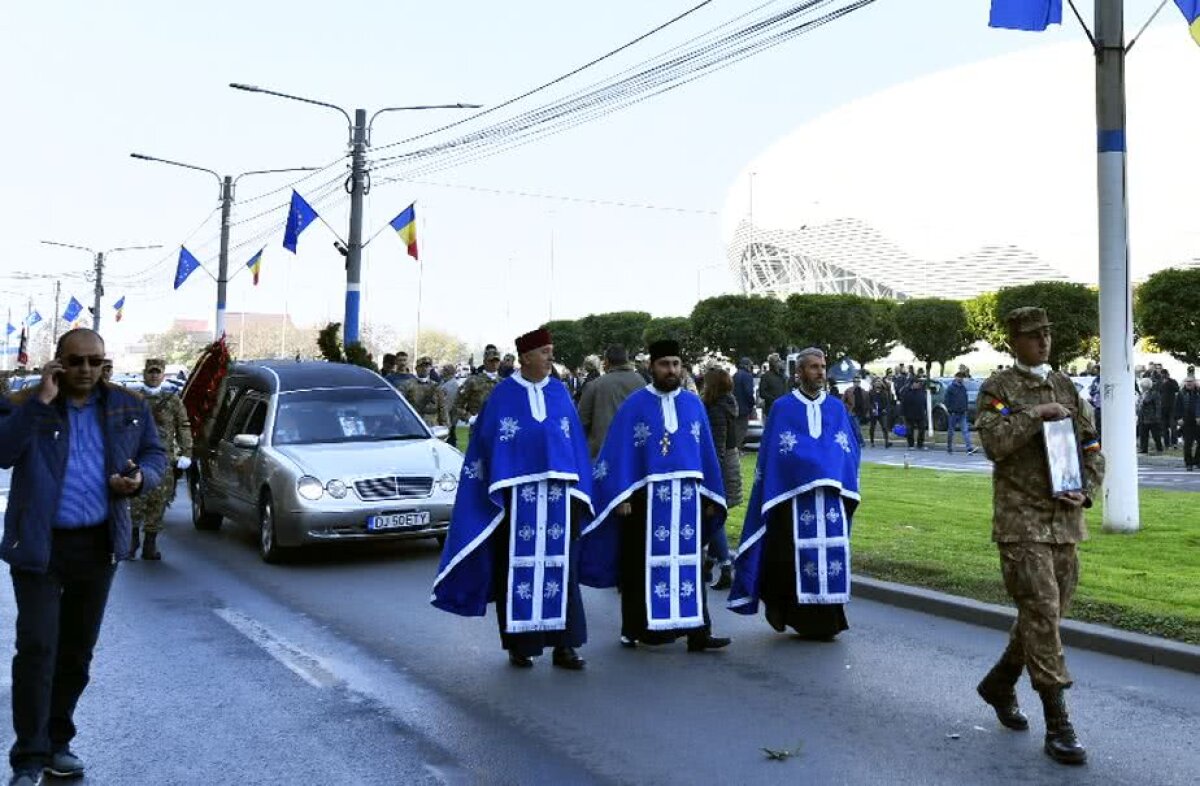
[229,83,262,92]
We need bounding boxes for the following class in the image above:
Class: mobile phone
[120,463,141,478]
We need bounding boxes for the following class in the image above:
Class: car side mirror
[232,433,260,449]
[431,425,450,440]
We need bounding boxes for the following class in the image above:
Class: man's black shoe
[45,749,84,778]
[687,635,732,652]
[976,680,1029,731]
[8,770,41,786]
[552,646,586,670]
[619,635,638,648]
[1040,688,1087,765]
[508,652,534,668]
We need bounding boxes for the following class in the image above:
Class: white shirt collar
[646,384,682,433]
[514,371,550,421]
[1017,363,1051,380]
[483,371,498,380]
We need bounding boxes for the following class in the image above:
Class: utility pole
[345,109,368,347]
[52,280,61,346]
[130,154,318,340]
[91,252,105,332]
[229,84,480,347]
[1094,0,1138,532]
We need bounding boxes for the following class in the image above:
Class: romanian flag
[113,296,125,322]
[1082,438,1101,454]
[989,397,1011,416]
[1177,1,1200,46]
[246,249,264,286]
[389,204,419,260]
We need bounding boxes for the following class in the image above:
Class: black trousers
[1138,421,1163,453]
[10,525,115,772]
[867,415,890,446]
[906,424,926,449]
[1182,423,1199,467]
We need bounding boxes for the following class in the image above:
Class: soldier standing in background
[401,356,447,430]
[974,308,1104,766]
[453,348,502,435]
[130,358,193,560]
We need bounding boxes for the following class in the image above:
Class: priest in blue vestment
[431,328,591,669]
[729,347,861,641]
[581,340,732,652]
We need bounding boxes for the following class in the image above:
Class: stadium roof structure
[723,29,1200,302]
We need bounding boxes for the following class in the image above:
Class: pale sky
[0,0,1181,361]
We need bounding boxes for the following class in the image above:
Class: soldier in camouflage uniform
[130,359,193,560]
[401,356,447,431]
[452,347,501,437]
[975,307,1104,766]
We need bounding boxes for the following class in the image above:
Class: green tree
[641,316,702,364]
[784,294,898,365]
[579,311,652,357]
[542,319,588,369]
[894,298,976,375]
[994,282,1099,369]
[691,294,786,362]
[1135,267,1200,365]
[143,324,210,367]
[964,291,1006,355]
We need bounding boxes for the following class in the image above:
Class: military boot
[128,527,141,559]
[1039,687,1087,765]
[976,660,1028,730]
[142,531,161,561]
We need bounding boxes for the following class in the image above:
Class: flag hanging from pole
[246,249,264,286]
[24,311,42,329]
[62,296,83,324]
[113,296,126,322]
[17,327,27,366]
[175,247,202,290]
[5,322,15,337]
[389,203,419,260]
[988,0,1062,31]
[1176,1,1200,45]
[282,190,319,253]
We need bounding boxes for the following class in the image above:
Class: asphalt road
[0,483,1194,785]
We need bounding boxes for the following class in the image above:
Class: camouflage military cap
[484,348,501,360]
[1005,307,1053,336]
[415,356,433,367]
[144,358,166,372]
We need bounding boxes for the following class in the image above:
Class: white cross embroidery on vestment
[499,417,521,442]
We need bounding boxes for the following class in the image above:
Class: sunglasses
[63,355,106,368]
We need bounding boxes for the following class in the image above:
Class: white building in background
[723,30,1200,301]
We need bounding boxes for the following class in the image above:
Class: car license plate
[367,511,431,531]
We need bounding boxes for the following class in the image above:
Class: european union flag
[989,0,1062,31]
[282,190,319,253]
[25,311,42,328]
[1177,1,1200,45]
[62,296,83,324]
[5,323,14,337]
[175,246,202,290]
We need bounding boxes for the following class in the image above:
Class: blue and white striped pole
[1095,0,1138,532]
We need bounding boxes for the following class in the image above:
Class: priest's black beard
[652,374,681,393]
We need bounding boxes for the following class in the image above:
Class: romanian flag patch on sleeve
[988,397,1011,416]
[1082,438,1101,453]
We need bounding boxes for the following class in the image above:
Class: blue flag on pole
[175,247,202,290]
[5,323,14,337]
[282,190,319,253]
[25,311,42,329]
[62,296,83,324]
[988,0,1062,31]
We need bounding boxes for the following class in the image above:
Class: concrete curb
[853,574,1200,675]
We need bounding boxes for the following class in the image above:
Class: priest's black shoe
[976,665,1029,731]
[508,652,534,668]
[687,635,732,652]
[1040,688,1087,765]
[552,646,586,670]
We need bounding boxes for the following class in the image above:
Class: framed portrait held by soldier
[1043,419,1084,497]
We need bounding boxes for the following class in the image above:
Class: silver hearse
[188,361,462,562]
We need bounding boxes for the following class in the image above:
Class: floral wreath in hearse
[181,336,231,441]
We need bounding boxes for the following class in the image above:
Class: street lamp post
[229,83,480,346]
[130,154,320,339]
[40,241,162,332]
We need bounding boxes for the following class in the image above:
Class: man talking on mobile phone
[0,328,166,785]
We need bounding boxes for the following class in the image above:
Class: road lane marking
[213,607,341,690]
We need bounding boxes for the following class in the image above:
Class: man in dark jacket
[732,357,757,448]
[1175,375,1200,470]
[944,372,975,454]
[577,345,645,457]
[1159,368,1180,447]
[0,328,166,784]
[901,377,929,449]
[757,353,788,421]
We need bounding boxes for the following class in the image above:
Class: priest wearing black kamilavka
[581,340,732,652]
[431,328,592,669]
[728,347,862,641]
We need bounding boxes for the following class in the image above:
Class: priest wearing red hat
[432,328,593,669]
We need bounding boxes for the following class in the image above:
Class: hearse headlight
[326,479,348,499]
[297,475,324,501]
[437,472,459,493]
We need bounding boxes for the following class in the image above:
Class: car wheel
[190,470,223,531]
[932,409,948,432]
[259,491,289,564]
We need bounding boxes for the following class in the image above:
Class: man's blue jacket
[0,382,167,572]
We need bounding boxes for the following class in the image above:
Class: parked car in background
[189,360,462,562]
